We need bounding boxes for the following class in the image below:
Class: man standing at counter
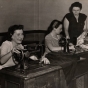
[63,2,87,45]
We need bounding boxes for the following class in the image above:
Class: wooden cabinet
[1,52,88,88]
[1,64,88,88]
[0,65,61,88]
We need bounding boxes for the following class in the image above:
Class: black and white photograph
[0,0,88,88]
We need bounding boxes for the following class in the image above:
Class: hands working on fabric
[40,54,50,65]
[62,2,88,53]
[12,44,38,63]
[61,31,88,53]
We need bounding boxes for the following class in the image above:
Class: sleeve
[83,14,87,21]
[0,42,10,57]
[45,36,52,46]
[64,13,70,21]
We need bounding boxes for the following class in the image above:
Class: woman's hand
[40,56,50,64]
[12,44,24,54]
[15,44,24,50]
[69,45,75,50]
[66,36,70,40]
[11,48,21,54]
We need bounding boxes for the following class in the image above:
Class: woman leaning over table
[63,2,87,44]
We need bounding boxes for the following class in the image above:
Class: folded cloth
[80,44,88,50]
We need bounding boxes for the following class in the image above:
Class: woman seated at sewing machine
[40,20,75,64]
[0,25,38,69]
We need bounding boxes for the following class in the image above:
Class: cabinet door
[5,80,20,88]
[35,70,60,88]
[4,74,21,88]
[0,73,5,88]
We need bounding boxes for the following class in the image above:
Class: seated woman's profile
[41,20,67,64]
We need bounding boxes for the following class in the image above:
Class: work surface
[0,63,61,79]
[0,62,61,88]
[1,51,88,79]
[0,51,88,88]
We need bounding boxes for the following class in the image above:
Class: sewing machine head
[59,37,77,53]
[13,49,30,70]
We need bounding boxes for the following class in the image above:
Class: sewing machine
[13,44,42,70]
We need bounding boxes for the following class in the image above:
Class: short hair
[46,20,62,35]
[69,2,82,13]
[7,25,24,41]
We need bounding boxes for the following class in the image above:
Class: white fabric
[40,56,50,64]
[30,55,38,60]
[76,31,88,51]
[80,44,88,50]
[77,32,86,46]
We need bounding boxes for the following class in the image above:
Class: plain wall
[39,0,88,30]
[0,0,39,32]
[0,0,88,32]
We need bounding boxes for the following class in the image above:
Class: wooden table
[0,64,61,88]
[1,51,88,88]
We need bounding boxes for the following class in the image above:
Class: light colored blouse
[45,33,61,54]
[0,40,15,69]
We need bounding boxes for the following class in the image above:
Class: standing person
[63,2,87,44]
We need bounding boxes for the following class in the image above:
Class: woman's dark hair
[46,20,62,35]
[7,25,24,41]
[69,2,82,13]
